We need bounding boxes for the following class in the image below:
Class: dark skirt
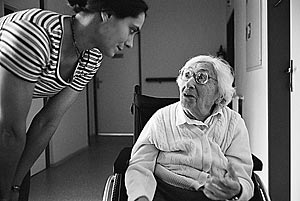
[153,177,212,201]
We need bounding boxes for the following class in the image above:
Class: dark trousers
[19,171,30,201]
[153,177,212,201]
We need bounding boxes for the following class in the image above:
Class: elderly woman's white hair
[177,55,235,107]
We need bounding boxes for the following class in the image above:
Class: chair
[102,85,270,201]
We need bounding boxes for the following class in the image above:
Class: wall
[26,100,46,175]
[291,0,300,200]
[44,0,72,14]
[0,0,3,16]
[230,0,269,188]
[142,0,227,97]
[3,0,39,10]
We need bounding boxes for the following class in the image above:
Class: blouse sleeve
[125,113,161,201]
[69,48,103,91]
[225,114,254,201]
[0,20,50,82]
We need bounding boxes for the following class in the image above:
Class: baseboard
[49,146,88,168]
[97,133,133,137]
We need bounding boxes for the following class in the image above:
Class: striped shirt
[0,8,103,98]
[125,102,254,201]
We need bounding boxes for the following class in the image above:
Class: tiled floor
[29,135,133,201]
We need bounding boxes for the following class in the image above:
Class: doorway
[95,39,140,135]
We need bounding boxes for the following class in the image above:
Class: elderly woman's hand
[203,163,242,200]
[135,196,149,201]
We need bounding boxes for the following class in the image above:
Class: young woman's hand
[10,190,19,201]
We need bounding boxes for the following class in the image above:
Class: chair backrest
[132,85,179,142]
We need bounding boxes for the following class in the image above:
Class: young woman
[0,0,148,200]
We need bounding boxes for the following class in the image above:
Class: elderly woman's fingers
[204,174,241,200]
[226,162,238,180]
[202,187,220,200]
[204,177,229,200]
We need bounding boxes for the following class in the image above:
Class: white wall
[4,0,39,10]
[142,0,227,97]
[45,0,72,14]
[26,100,46,175]
[291,0,300,200]
[231,0,269,188]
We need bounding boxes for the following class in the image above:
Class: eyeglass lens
[181,69,208,84]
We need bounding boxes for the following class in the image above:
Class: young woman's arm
[12,86,80,189]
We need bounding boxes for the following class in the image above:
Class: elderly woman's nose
[184,77,196,89]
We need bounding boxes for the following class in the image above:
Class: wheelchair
[102,85,271,201]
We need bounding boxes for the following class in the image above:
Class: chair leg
[111,174,122,201]
[102,175,115,201]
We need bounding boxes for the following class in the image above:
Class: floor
[29,135,133,201]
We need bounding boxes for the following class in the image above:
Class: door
[268,0,290,200]
[291,0,300,200]
[96,38,140,134]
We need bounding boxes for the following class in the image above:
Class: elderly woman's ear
[215,95,224,105]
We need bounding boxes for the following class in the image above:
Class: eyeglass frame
[178,68,218,85]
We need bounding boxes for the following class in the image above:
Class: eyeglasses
[179,68,217,85]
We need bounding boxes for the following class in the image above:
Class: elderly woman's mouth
[183,92,195,98]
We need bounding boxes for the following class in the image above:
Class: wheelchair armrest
[252,154,263,171]
[113,147,133,174]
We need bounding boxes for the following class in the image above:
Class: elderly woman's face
[178,62,220,119]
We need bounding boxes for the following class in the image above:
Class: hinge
[287,60,294,92]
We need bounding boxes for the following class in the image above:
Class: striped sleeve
[0,20,50,82]
[70,48,103,91]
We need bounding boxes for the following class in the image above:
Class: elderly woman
[125,55,254,201]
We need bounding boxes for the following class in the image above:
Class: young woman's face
[96,12,146,57]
